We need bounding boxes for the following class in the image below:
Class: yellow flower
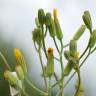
[53,8,57,19]
[13,48,27,74]
[14,48,22,60]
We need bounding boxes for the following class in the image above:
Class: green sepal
[82,11,92,32]
[47,56,54,77]
[69,40,77,57]
[63,62,73,76]
[45,12,52,26]
[15,65,24,80]
[48,19,56,37]
[32,28,42,47]
[54,17,63,40]
[73,25,86,40]
[64,50,71,60]
[38,8,45,25]
[89,29,96,48]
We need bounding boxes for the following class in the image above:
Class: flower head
[14,48,22,60]
[47,47,54,58]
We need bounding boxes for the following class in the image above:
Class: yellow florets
[14,48,22,60]
[53,8,57,18]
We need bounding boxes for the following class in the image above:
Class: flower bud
[32,28,42,47]
[89,29,96,48]
[64,50,71,60]
[82,11,92,32]
[14,48,27,75]
[48,19,56,37]
[53,8,63,40]
[69,40,77,57]
[73,25,86,40]
[15,65,24,80]
[38,8,45,25]
[63,62,73,76]
[45,12,52,26]
[47,48,54,77]
[4,70,17,86]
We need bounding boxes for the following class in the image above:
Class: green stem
[0,51,11,70]
[25,77,48,96]
[90,46,96,54]
[41,25,48,59]
[54,56,60,62]
[17,85,28,96]
[79,43,89,59]
[53,37,60,53]
[60,40,64,74]
[48,77,51,96]
[38,50,47,90]
[63,43,69,48]
[74,66,81,96]
[59,40,64,96]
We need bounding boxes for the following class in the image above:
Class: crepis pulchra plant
[1,8,96,96]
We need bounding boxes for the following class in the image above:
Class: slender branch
[59,40,64,96]
[25,77,48,96]
[91,46,96,54]
[38,50,47,90]
[54,56,60,62]
[0,51,11,70]
[79,43,89,59]
[74,66,81,96]
[41,25,48,59]
[53,37,60,53]
[63,43,69,48]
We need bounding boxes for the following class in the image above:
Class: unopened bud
[32,28,42,47]
[69,40,77,57]
[47,48,54,77]
[15,65,24,80]
[73,25,86,40]
[82,11,92,32]
[53,8,63,40]
[38,9,45,25]
[4,70,17,86]
[45,12,52,26]
[48,19,56,37]
[14,48,27,75]
[63,62,73,77]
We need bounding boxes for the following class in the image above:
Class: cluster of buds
[32,8,63,50]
